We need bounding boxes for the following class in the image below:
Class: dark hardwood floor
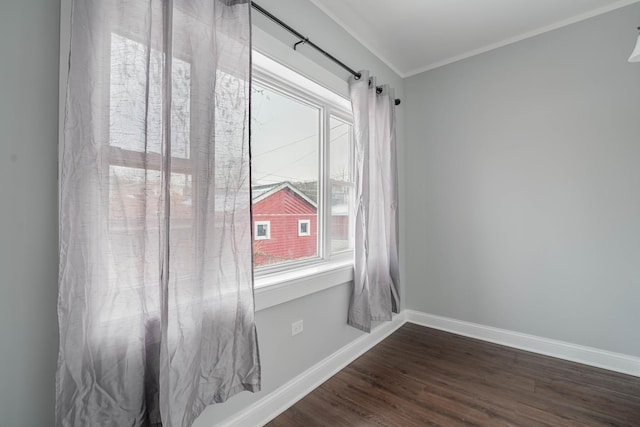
[267,323,640,426]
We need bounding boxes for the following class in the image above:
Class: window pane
[109,33,191,159]
[106,33,193,318]
[330,116,353,253]
[251,83,320,267]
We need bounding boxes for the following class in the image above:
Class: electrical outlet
[291,320,304,336]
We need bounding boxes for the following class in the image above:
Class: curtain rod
[250,2,401,106]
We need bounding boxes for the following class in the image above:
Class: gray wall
[0,1,61,425]
[405,4,640,357]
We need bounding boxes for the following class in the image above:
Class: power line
[257,149,317,181]
[253,133,318,158]
[252,123,347,158]
[253,130,350,183]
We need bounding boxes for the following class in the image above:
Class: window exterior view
[252,182,318,266]
[251,53,354,269]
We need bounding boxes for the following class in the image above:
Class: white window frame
[298,219,311,237]
[252,49,355,298]
[254,221,271,240]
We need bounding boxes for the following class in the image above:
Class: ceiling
[309,0,640,77]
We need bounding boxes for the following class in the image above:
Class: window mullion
[321,105,331,261]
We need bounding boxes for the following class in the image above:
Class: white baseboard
[405,310,640,378]
[215,310,638,426]
[216,313,407,427]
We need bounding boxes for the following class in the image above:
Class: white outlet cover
[291,320,304,336]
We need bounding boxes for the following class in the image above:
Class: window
[298,220,311,236]
[106,29,248,306]
[255,221,271,240]
[107,32,195,315]
[251,52,354,272]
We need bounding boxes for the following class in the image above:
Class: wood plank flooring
[266,323,640,426]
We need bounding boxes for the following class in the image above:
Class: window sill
[254,260,354,311]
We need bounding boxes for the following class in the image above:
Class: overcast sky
[251,83,350,186]
[251,83,319,185]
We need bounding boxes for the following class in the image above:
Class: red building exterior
[252,183,318,266]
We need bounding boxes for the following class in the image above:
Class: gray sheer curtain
[56,1,260,426]
[348,71,400,333]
